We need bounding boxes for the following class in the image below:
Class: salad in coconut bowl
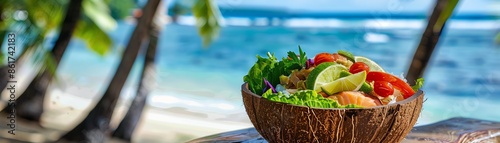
[242,47,424,143]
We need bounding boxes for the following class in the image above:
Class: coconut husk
[241,83,424,143]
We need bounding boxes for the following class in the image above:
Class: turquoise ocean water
[56,18,500,131]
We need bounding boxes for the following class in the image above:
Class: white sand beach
[0,62,252,143]
[39,85,253,143]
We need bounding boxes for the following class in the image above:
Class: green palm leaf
[74,0,121,56]
[106,0,136,19]
[2,0,118,72]
[74,17,112,56]
[192,0,222,47]
[82,0,117,31]
[24,0,65,32]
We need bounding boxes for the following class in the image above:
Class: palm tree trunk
[406,0,456,85]
[112,23,160,141]
[0,2,4,37]
[2,0,83,121]
[0,7,6,90]
[0,65,8,90]
[59,0,161,142]
[0,33,6,102]
[0,31,5,51]
[0,30,8,91]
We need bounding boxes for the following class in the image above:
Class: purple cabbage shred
[306,58,314,69]
[263,78,277,93]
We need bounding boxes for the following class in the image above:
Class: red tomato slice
[366,71,415,99]
[366,72,397,83]
[391,80,415,99]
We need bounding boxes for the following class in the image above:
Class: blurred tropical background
[0,0,499,142]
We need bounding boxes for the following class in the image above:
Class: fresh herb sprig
[411,78,424,92]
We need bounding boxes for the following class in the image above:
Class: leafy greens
[411,78,425,92]
[243,46,307,95]
[262,89,362,108]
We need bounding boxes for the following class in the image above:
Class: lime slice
[306,62,348,92]
[354,56,385,72]
[339,71,373,93]
[321,71,367,95]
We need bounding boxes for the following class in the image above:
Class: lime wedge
[339,71,373,93]
[306,62,348,92]
[321,71,367,95]
[354,56,385,72]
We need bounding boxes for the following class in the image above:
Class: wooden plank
[187,117,500,143]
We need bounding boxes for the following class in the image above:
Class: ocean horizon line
[168,6,500,20]
[170,16,499,30]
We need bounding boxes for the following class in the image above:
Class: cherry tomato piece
[314,53,335,66]
[373,81,394,97]
[349,62,370,74]
[366,71,415,99]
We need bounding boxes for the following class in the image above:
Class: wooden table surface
[188,117,500,143]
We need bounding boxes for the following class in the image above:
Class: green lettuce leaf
[244,46,307,95]
[412,78,425,92]
[243,53,277,95]
[262,89,362,108]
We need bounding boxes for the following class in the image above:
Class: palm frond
[107,0,136,19]
[192,0,222,47]
[24,0,65,31]
[82,0,117,31]
[74,17,112,56]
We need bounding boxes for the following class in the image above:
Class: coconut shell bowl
[241,83,424,143]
